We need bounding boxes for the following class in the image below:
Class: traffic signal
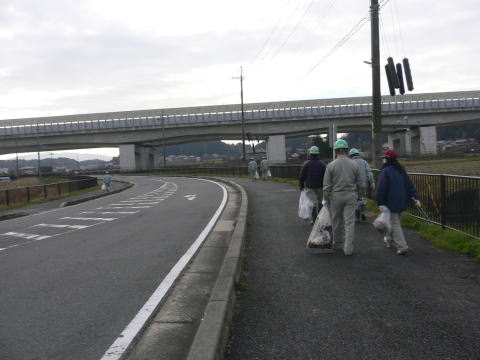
[402,58,414,91]
[396,63,406,95]
[385,64,396,96]
[387,57,400,88]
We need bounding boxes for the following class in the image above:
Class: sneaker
[397,249,408,255]
[383,236,392,248]
[361,214,366,222]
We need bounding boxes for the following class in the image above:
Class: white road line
[100,179,227,360]
[81,211,139,214]
[106,205,152,209]
[61,217,117,221]
[2,232,51,241]
[34,223,90,229]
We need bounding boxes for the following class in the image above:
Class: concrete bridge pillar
[153,147,165,168]
[267,135,287,164]
[387,126,437,157]
[119,144,154,171]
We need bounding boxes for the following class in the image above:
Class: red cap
[380,149,398,159]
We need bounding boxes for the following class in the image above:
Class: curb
[59,180,133,207]
[186,178,248,360]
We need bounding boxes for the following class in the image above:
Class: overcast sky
[1,0,478,159]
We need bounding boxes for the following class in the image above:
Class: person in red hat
[376,149,420,255]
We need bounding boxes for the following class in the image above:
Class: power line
[297,14,369,82]
[296,0,394,82]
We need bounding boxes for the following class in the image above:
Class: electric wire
[393,0,406,56]
[267,0,316,61]
[249,0,292,65]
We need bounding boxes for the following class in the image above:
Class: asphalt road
[0,176,225,360]
[227,178,480,360]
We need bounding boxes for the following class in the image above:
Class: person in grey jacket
[260,156,269,181]
[323,139,361,255]
[248,158,258,181]
[103,171,112,192]
[348,148,374,221]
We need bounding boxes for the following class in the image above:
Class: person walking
[260,156,269,181]
[323,139,362,255]
[299,146,327,222]
[248,158,258,181]
[376,149,420,255]
[348,148,375,221]
[103,171,112,192]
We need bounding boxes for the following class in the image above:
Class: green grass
[235,280,247,292]
[0,185,101,211]
[366,199,480,260]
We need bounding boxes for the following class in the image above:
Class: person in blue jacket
[376,149,420,255]
[299,146,327,222]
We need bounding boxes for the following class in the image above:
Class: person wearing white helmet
[348,148,374,221]
[103,171,112,192]
[299,145,327,222]
[323,139,361,255]
[248,157,258,181]
[260,156,269,181]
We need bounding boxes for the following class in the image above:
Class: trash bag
[373,209,391,235]
[101,184,106,191]
[307,207,333,248]
[267,170,272,177]
[298,190,314,219]
[255,170,259,179]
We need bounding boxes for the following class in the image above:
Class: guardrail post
[5,189,9,206]
[68,181,72,193]
[44,185,47,199]
[440,174,446,229]
[26,187,30,202]
[57,183,61,196]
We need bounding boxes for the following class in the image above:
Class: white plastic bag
[373,209,391,235]
[255,170,259,179]
[307,207,333,248]
[298,190,314,219]
[101,184,106,191]
[267,170,272,177]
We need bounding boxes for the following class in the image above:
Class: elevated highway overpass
[1,90,479,169]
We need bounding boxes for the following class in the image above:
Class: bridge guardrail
[0,176,98,207]
[1,93,480,136]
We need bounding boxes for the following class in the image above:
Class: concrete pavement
[226,178,480,360]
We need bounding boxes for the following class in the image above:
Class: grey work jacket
[323,155,361,200]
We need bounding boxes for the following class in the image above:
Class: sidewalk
[226,178,480,360]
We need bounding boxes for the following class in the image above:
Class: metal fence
[0,176,98,207]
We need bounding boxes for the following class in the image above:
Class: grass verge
[0,185,101,212]
[366,199,480,260]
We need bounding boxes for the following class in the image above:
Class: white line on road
[100,179,228,360]
[1,232,51,241]
[61,217,117,221]
[34,223,90,229]
[81,211,139,214]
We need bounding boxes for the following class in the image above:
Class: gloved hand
[370,182,375,191]
[414,199,421,208]
[379,205,389,212]
[321,200,328,207]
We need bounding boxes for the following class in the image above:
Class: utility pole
[161,115,166,166]
[36,122,41,177]
[233,67,246,161]
[370,0,382,169]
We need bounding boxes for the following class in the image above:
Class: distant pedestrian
[376,149,420,255]
[103,171,112,192]
[248,158,258,181]
[323,139,361,255]
[299,146,327,223]
[260,156,269,181]
[348,148,374,221]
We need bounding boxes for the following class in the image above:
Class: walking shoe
[397,249,408,255]
[361,214,366,222]
[383,236,392,248]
